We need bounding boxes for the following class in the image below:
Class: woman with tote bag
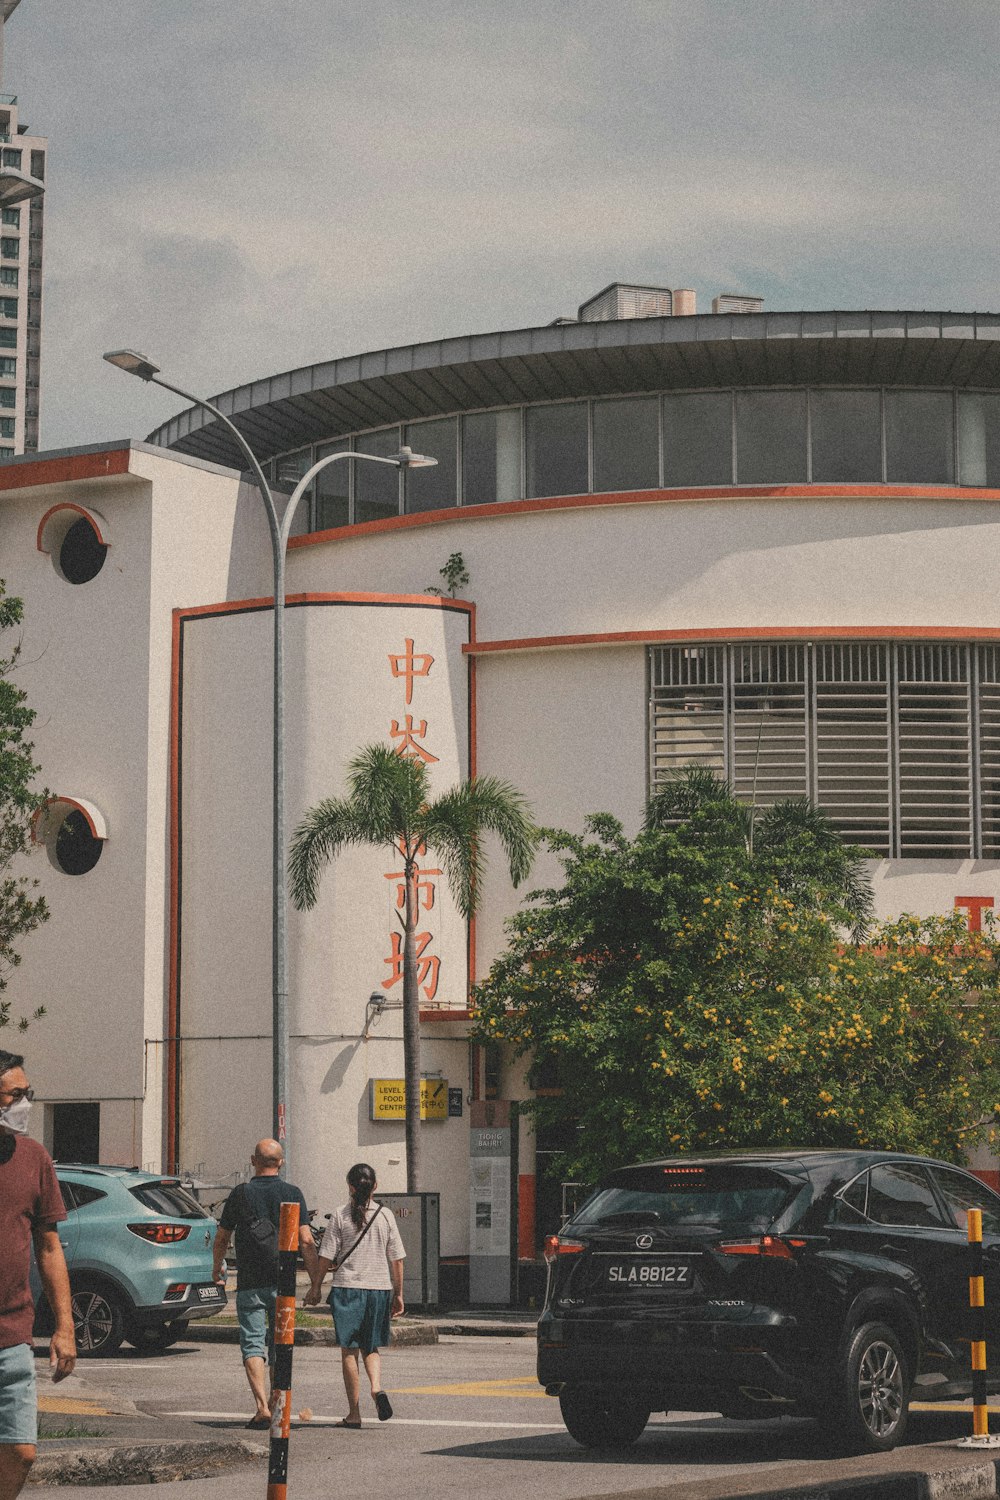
[305,1163,406,1428]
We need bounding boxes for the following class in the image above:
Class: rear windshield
[129,1181,209,1218]
[570,1164,797,1234]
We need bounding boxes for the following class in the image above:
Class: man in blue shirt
[213,1140,318,1428]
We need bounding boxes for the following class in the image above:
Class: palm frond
[288,797,373,910]
[645,765,752,848]
[422,776,539,919]
[346,743,429,848]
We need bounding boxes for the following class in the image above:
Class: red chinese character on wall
[390,715,439,763]
[384,860,441,911]
[955,895,994,932]
[387,638,434,705]
[382,931,441,1001]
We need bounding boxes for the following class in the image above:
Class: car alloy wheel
[858,1338,905,1439]
[833,1320,909,1453]
[71,1286,125,1357]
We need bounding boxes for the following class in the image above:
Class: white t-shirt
[319,1201,406,1290]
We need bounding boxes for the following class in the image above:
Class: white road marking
[163,1410,566,1430]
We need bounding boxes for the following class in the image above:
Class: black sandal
[373,1391,393,1421]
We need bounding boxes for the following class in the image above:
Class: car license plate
[198,1285,222,1301]
[605,1258,693,1289]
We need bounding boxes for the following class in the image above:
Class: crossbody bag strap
[334,1203,385,1270]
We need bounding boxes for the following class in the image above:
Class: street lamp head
[103,349,161,382]
[394,445,437,470]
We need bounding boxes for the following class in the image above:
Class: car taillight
[718,1235,805,1259]
[164,1283,188,1300]
[543,1236,586,1264]
[127,1222,191,1244]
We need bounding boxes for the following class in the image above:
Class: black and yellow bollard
[969,1207,989,1438]
[267,1201,300,1500]
[957,1207,1000,1449]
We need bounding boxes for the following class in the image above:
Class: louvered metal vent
[649,641,1000,859]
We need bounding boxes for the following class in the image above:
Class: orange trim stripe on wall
[287,482,1000,550]
[0,447,133,492]
[464,624,1000,657]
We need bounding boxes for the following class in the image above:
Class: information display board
[369,1078,448,1121]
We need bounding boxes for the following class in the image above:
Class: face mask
[0,1096,32,1135]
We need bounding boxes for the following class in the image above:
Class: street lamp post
[104,350,436,1179]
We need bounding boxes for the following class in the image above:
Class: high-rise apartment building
[0,0,44,456]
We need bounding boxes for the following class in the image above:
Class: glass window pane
[736,391,807,483]
[958,393,1000,488]
[867,1163,947,1228]
[463,409,522,504]
[592,397,659,492]
[404,418,457,514]
[662,393,732,486]
[525,402,588,498]
[314,439,350,530]
[927,1166,1000,1235]
[885,391,954,483]
[810,390,882,482]
[355,429,400,524]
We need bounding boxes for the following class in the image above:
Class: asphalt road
[30,1335,986,1499]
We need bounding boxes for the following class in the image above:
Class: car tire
[829,1320,910,1453]
[558,1389,651,1448]
[71,1283,126,1357]
[125,1320,183,1352]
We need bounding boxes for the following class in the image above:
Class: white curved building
[5,286,1000,1270]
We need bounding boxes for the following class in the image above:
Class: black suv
[537,1148,1000,1453]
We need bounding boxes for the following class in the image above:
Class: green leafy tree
[289,743,538,1190]
[0,581,48,1034]
[473,772,1000,1186]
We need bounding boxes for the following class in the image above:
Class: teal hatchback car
[32,1164,227,1356]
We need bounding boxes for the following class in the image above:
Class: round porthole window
[32,797,108,876]
[54,809,104,875]
[36,504,110,584]
[59,516,108,585]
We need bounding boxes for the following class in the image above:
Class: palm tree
[645,765,874,940]
[289,743,539,1191]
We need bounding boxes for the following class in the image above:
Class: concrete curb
[187,1320,437,1347]
[434,1321,536,1338]
[582,1452,1000,1500]
[27,1438,265,1487]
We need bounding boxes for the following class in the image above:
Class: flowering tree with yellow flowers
[472,772,1000,1184]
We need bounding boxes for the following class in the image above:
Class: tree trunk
[402,859,421,1193]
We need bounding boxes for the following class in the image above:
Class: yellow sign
[370,1078,448,1121]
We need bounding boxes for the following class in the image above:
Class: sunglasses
[0,1087,34,1103]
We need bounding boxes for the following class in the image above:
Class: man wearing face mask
[0,1049,76,1500]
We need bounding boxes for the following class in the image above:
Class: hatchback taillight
[718,1235,805,1259]
[543,1235,586,1264]
[127,1222,191,1244]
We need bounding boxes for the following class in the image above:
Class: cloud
[8,0,1000,448]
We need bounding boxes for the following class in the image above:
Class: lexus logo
[635,1233,654,1249]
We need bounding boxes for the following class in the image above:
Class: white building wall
[0,446,242,1167]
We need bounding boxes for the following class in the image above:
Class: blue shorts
[236,1288,277,1363]
[330,1288,392,1354]
[0,1343,37,1446]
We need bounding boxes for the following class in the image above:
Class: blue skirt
[329,1287,392,1353]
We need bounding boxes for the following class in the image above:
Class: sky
[10,0,1000,451]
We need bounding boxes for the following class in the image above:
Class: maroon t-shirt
[0,1133,66,1349]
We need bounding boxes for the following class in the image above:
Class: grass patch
[203,1311,330,1329]
[38,1424,105,1440]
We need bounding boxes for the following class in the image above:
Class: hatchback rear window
[129,1181,208,1218]
[570,1164,796,1233]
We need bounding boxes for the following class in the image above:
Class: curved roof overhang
[147,309,1000,470]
